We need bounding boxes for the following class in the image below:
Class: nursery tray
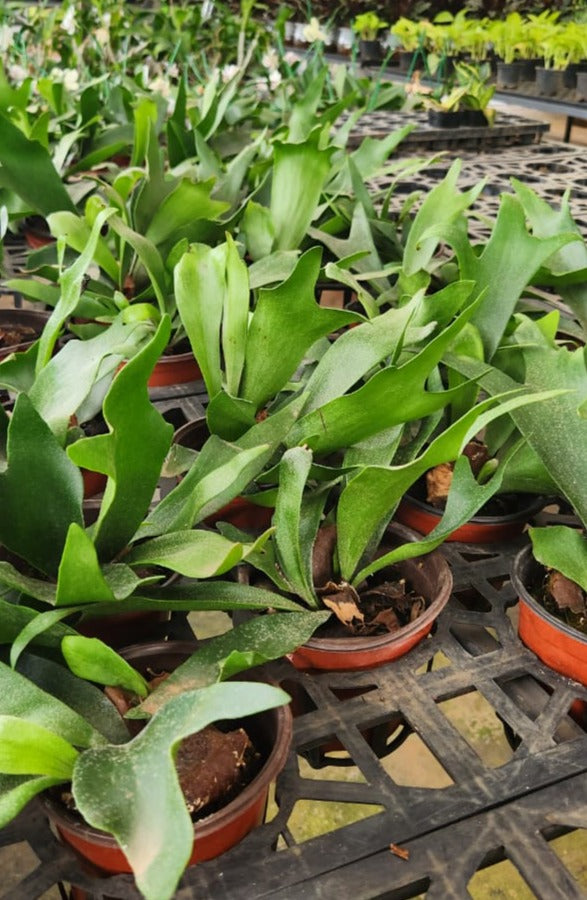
[344,108,549,152]
[369,139,587,244]
[2,500,586,899]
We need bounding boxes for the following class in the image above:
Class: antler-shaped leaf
[337,388,566,582]
[67,317,173,561]
[73,682,289,900]
[241,247,362,409]
[0,395,83,576]
[447,193,579,360]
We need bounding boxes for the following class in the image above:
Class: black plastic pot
[496,61,521,89]
[535,66,565,97]
[427,109,461,129]
[564,62,587,90]
[359,39,382,65]
[462,109,489,127]
[576,71,587,100]
[398,49,420,73]
[518,57,542,82]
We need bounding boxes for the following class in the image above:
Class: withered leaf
[312,525,337,587]
[363,580,406,602]
[371,608,401,633]
[409,597,426,622]
[547,570,586,614]
[389,843,410,861]
[320,581,364,628]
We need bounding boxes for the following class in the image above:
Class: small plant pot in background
[576,71,587,100]
[518,57,542,82]
[496,61,521,89]
[398,49,421,73]
[427,109,461,129]
[42,642,293,880]
[359,39,382,65]
[0,308,50,361]
[512,545,587,687]
[148,349,202,387]
[21,216,54,250]
[535,66,565,97]
[563,62,587,90]
[462,109,489,127]
[336,26,353,55]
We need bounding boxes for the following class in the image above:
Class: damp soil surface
[0,321,39,350]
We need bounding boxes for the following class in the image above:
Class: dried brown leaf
[389,843,410,860]
[312,525,337,587]
[320,581,364,628]
[371,608,401,633]
[547,571,586,614]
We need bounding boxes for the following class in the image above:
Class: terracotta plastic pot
[81,468,107,499]
[395,492,545,544]
[148,350,202,387]
[240,523,452,673]
[512,545,587,687]
[22,218,54,249]
[43,642,293,876]
[173,419,274,531]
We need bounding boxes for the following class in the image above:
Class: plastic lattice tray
[344,108,549,152]
[369,140,587,243]
[2,513,586,899]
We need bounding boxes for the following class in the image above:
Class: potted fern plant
[0,611,328,900]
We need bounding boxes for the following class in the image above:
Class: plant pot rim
[402,491,546,527]
[41,640,293,852]
[149,349,202,387]
[512,543,587,647]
